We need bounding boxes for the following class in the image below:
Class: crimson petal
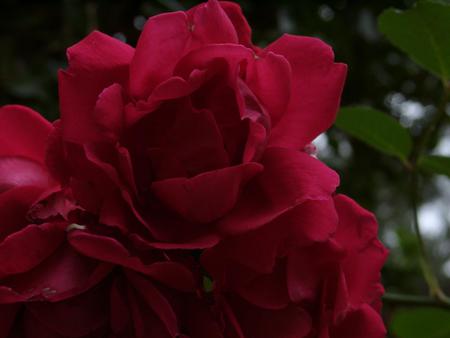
[218,147,339,234]
[60,31,133,143]
[266,35,347,149]
[0,105,52,164]
[151,162,262,223]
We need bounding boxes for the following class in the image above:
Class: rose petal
[110,277,133,335]
[69,231,196,291]
[0,105,52,164]
[28,189,80,223]
[187,0,238,46]
[279,198,338,246]
[93,83,125,140]
[2,242,110,302]
[330,304,386,338]
[0,186,44,241]
[126,281,175,338]
[60,31,133,143]
[220,1,253,47]
[63,142,120,212]
[126,270,179,337]
[0,222,65,278]
[161,107,230,176]
[266,35,347,149]
[218,147,339,234]
[334,195,388,308]
[125,102,231,179]
[237,262,290,310]
[0,157,51,193]
[151,162,262,223]
[131,1,241,99]
[25,282,109,337]
[243,119,267,163]
[174,43,252,79]
[225,295,312,338]
[126,70,209,126]
[45,121,69,184]
[202,221,282,277]
[287,241,343,303]
[130,11,191,99]
[246,51,291,125]
[142,233,221,251]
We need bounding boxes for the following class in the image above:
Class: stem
[410,170,448,301]
[381,84,449,309]
[384,292,450,309]
[407,83,450,303]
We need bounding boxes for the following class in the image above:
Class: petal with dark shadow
[151,162,262,223]
[218,147,339,234]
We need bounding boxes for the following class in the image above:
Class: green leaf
[335,106,412,160]
[418,155,450,177]
[379,0,450,81]
[391,307,450,338]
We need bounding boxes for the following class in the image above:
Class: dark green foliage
[419,155,450,177]
[336,106,412,160]
[379,0,450,81]
[391,307,450,338]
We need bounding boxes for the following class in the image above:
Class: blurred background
[1,0,449,336]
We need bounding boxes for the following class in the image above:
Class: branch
[410,170,445,300]
[384,292,450,309]
[407,83,450,302]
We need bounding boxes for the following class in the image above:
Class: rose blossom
[0,0,388,337]
[52,0,347,248]
[51,0,385,336]
[0,106,223,337]
[0,105,108,337]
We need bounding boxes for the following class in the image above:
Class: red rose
[0,1,388,337]
[62,145,341,337]
[0,106,224,338]
[0,105,112,337]
[52,0,346,248]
